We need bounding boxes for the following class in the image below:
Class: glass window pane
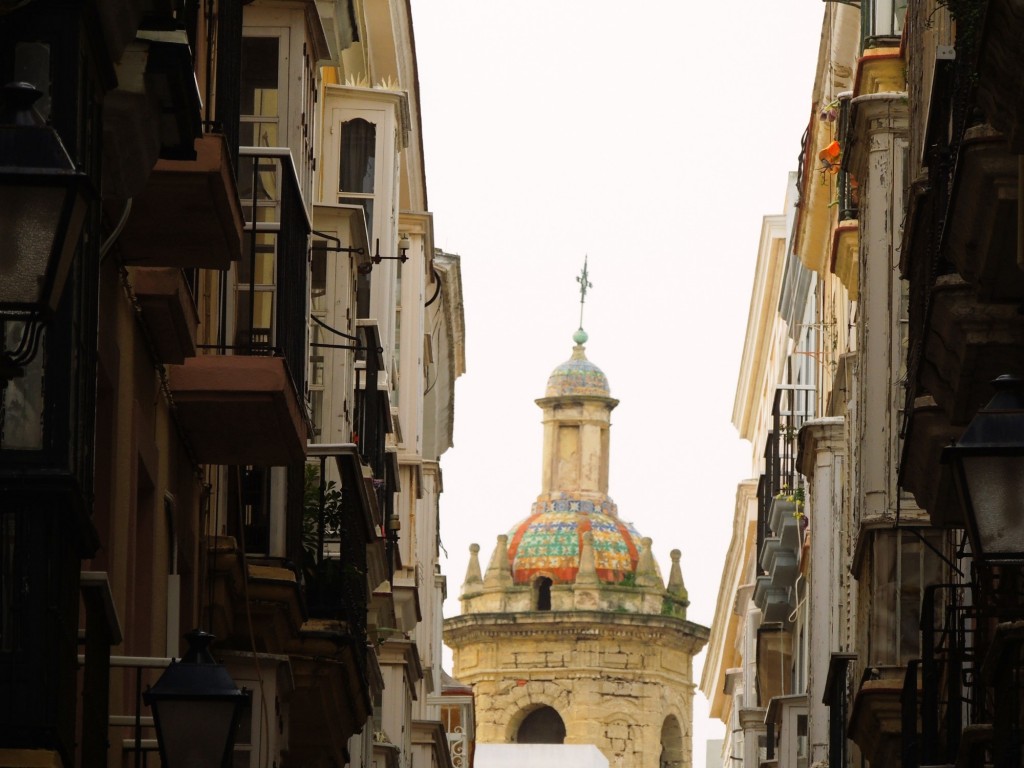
[310,390,323,437]
[233,291,274,349]
[241,37,280,117]
[239,235,276,286]
[899,534,922,663]
[339,119,376,193]
[253,290,273,338]
[311,245,327,303]
[870,533,898,664]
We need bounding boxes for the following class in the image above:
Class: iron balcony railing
[901,573,1024,768]
[304,442,389,683]
[757,385,814,572]
[836,94,858,221]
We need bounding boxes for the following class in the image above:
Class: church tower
[444,271,709,768]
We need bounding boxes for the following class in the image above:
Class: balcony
[304,444,385,622]
[130,267,198,364]
[854,46,905,97]
[830,222,859,300]
[977,0,1024,150]
[900,395,963,527]
[764,694,808,768]
[944,125,1022,302]
[756,623,793,706]
[918,274,1024,423]
[118,133,243,269]
[848,666,907,768]
[164,145,311,466]
[753,576,791,624]
[103,28,203,198]
[167,355,306,466]
[207,537,305,650]
[286,623,373,767]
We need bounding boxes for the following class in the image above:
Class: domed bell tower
[443,260,709,768]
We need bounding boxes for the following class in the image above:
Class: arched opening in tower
[534,576,553,610]
[659,715,683,768]
[517,706,566,744]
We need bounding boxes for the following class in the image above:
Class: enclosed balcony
[756,623,794,706]
[977,0,1024,150]
[917,274,1024,424]
[848,666,906,768]
[764,694,808,768]
[286,623,374,767]
[118,133,244,269]
[944,125,1022,302]
[900,395,962,527]
[753,576,791,624]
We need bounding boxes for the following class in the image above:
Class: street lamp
[943,375,1024,566]
[144,630,250,768]
[0,81,90,378]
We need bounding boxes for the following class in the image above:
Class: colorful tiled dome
[545,335,610,398]
[506,499,642,584]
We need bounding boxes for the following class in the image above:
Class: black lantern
[943,375,1024,565]
[0,81,90,375]
[144,631,250,768]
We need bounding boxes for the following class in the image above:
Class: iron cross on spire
[576,256,592,331]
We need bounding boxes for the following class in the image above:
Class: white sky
[411,4,825,765]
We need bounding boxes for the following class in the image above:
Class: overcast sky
[411,4,825,764]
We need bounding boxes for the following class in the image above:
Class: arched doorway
[517,706,566,744]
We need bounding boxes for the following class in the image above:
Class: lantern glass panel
[961,454,1024,559]
[155,699,239,768]
[0,321,44,449]
[0,185,65,306]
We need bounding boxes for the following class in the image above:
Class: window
[309,244,327,438]
[234,233,277,350]
[862,0,908,46]
[535,577,552,611]
[239,35,283,152]
[236,33,285,353]
[338,118,377,232]
[867,528,945,666]
[310,243,328,312]
[227,466,271,555]
[323,87,407,328]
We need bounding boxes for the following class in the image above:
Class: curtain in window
[340,119,376,194]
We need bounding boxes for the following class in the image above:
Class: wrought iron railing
[901,0,981,423]
[756,385,814,573]
[836,94,858,221]
[302,444,388,682]
[911,584,978,765]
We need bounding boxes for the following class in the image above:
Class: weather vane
[576,256,592,331]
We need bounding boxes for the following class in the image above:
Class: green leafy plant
[775,485,806,520]
[302,463,345,577]
[617,571,638,588]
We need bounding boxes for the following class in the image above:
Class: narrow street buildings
[703,2,1024,767]
[0,3,468,768]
